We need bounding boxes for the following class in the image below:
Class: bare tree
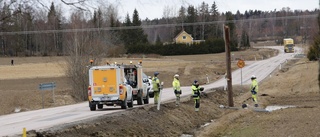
[64,9,114,101]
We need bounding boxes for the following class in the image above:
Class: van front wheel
[97,104,103,109]
[121,97,128,109]
[143,91,149,104]
[127,96,133,108]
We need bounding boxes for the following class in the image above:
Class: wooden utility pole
[224,25,234,107]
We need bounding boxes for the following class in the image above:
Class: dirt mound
[197,58,320,137]
[35,58,318,137]
[34,87,246,137]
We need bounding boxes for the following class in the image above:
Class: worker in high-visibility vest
[172,74,181,106]
[250,75,259,107]
[191,80,204,112]
[152,72,160,105]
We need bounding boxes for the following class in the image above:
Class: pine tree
[47,2,63,55]
[240,30,250,49]
[120,9,148,50]
[175,6,186,36]
[210,1,219,19]
[307,12,320,61]
[0,3,12,55]
[186,5,197,39]
[209,1,222,38]
[121,13,132,47]
[199,2,210,40]
[155,34,161,45]
[225,11,238,50]
[132,9,148,45]
[93,8,103,28]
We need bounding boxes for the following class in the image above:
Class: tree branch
[60,0,87,10]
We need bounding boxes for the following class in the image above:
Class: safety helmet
[174,74,179,78]
[251,75,256,79]
[193,80,199,86]
[154,72,159,76]
[148,76,152,79]
[242,104,248,108]
[194,80,199,84]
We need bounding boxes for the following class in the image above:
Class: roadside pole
[39,82,56,109]
[241,68,242,85]
[224,25,234,107]
[157,82,164,110]
[41,90,44,109]
[237,60,245,85]
[22,128,26,137]
[53,84,55,103]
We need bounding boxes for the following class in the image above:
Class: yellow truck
[88,64,133,111]
[283,38,294,53]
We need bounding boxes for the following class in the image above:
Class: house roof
[174,30,193,40]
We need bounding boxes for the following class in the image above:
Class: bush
[307,46,318,61]
[307,36,320,61]
[126,38,236,56]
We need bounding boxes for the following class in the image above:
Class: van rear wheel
[90,103,96,111]
[137,90,143,105]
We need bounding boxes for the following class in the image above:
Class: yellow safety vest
[250,79,259,92]
[172,78,181,91]
[152,77,160,91]
[192,85,201,99]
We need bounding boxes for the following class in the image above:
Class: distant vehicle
[142,73,154,98]
[283,38,294,53]
[88,64,133,111]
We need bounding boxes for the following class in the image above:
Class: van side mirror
[143,79,148,83]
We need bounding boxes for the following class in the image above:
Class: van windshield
[142,73,148,79]
[286,44,294,48]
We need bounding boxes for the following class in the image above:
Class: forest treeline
[0,1,317,57]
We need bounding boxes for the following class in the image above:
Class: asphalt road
[0,46,302,137]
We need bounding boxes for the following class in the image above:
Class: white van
[88,64,133,111]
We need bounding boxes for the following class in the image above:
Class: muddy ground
[197,58,320,137]
[2,46,319,137]
[30,57,319,137]
[33,87,238,137]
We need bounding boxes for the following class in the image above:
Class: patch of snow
[265,105,296,112]
[14,107,21,113]
[180,134,193,137]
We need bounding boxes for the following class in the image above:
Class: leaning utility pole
[224,25,234,107]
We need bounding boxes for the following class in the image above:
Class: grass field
[0,47,276,115]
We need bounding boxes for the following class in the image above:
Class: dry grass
[0,47,276,115]
[198,58,320,137]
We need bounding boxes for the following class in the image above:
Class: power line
[0,14,317,35]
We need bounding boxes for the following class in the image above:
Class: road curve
[0,46,301,137]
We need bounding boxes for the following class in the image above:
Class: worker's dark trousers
[194,98,200,111]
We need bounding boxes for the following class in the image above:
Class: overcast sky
[51,0,319,20]
[108,0,319,20]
